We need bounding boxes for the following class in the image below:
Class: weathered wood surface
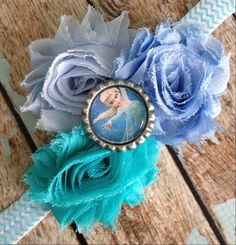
[0,0,235,244]
[87,147,218,245]
[93,0,236,244]
[0,91,30,210]
[0,91,78,244]
[0,0,89,147]
[0,0,87,244]
[0,92,217,245]
[181,17,236,245]
[0,86,217,244]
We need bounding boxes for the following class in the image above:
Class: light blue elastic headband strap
[0,192,49,244]
[0,0,235,243]
[180,0,235,35]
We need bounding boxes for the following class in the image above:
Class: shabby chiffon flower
[24,127,160,233]
[21,7,137,132]
[114,22,230,146]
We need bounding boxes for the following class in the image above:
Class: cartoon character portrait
[90,86,147,144]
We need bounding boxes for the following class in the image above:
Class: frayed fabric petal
[114,22,230,146]
[25,127,161,233]
[21,7,137,132]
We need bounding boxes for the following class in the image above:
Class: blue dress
[109,100,147,143]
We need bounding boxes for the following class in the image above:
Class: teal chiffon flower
[25,127,160,233]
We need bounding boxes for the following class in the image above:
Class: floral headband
[0,0,235,243]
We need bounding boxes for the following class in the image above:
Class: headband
[0,0,235,243]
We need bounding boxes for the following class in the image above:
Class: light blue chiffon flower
[25,127,160,233]
[114,22,230,146]
[21,7,137,132]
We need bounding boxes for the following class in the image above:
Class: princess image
[92,87,147,143]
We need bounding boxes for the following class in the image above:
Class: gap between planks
[0,27,227,245]
[167,146,226,244]
[0,67,226,245]
[0,2,232,242]
[86,0,230,243]
[0,81,88,245]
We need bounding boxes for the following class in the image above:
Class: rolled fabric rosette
[25,127,160,233]
[0,0,234,243]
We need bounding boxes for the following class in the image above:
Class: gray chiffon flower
[22,7,137,132]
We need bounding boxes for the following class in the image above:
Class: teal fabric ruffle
[25,126,161,233]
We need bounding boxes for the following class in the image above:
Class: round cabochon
[89,85,148,145]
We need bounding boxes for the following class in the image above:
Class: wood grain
[93,0,236,243]
[0,0,88,94]
[182,17,236,205]
[0,0,89,147]
[92,0,188,30]
[0,91,78,244]
[0,0,234,244]
[181,16,236,244]
[0,91,30,210]
[0,0,87,244]
[86,147,218,245]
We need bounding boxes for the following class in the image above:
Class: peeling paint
[187,228,208,244]
[10,127,17,137]
[186,0,199,11]
[214,198,236,245]
[0,57,11,84]
[0,139,11,156]
[0,56,37,134]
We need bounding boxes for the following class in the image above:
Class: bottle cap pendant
[83,80,155,151]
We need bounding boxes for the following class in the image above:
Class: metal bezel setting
[83,80,155,151]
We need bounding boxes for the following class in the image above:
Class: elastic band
[180,0,235,35]
[0,1,235,244]
[0,192,49,244]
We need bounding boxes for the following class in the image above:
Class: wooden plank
[87,147,218,244]
[0,0,89,146]
[0,91,30,210]
[91,0,188,29]
[0,90,78,244]
[92,0,236,244]
[181,16,236,245]
[0,0,88,243]
[0,0,225,244]
[181,18,236,206]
